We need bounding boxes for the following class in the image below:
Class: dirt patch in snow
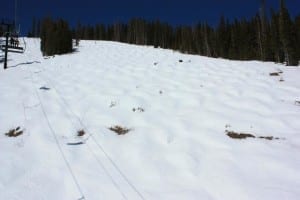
[258,136,280,140]
[77,129,86,137]
[109,125,131,135]
[132,107,145,112]
[226,130,281,140]
[226,131,255,139]
[5,127,24,137]
[269,72,280,76]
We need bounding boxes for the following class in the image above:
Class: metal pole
[4,26,9,69]
[15,0,17,30]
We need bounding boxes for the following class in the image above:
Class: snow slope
[0,38,300,200]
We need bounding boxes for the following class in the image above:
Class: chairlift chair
[1,31,25,53]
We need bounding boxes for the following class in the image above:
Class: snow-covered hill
[0,38,300,200]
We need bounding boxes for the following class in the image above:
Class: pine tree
[193,23,205,55]
[203,23,211,57]
[295,15,300,62]
[31,17,36,37]
[279,0,298,66]
[257,0,272,61]
[228,20,239,59]
[36,20,41,37]
[217,16,230,58]
[270,10,283,63]
[0,25,3,36]
[40,18,73,56]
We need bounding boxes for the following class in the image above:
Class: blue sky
[1,0,299,34]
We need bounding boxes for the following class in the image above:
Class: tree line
[28,0,299,65]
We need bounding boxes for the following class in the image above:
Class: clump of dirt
[109,125,131,135]
[132,107,145,112]
[77,129,86,137]
[226,130,255,139]
[269,72,280,76]
[226,130,282,141]
[5,127,23,137]
[258,136,280,140]
[109,101,117,108]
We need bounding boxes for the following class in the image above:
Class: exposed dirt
[109,125,131,135]
[77,129,86,137]
[5,127,23,137]
[132,107,145,112]
[226,131,255,139]
[269,72,280,76]
[258,136,280,140]
[226,130,282,141]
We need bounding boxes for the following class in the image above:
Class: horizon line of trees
[28,0,300,66]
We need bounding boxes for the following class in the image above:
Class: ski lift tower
[1,21,13,69]
[1,0,25,69]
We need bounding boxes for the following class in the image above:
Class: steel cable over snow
[26,55,86,200]
[38,73,128,200]
[36,62,146,200]
[26,42,128,199]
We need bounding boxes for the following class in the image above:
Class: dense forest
[28,0,300,65]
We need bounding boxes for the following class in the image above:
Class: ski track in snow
[0,38,300,200]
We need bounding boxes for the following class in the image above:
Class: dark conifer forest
[29,0,299,65]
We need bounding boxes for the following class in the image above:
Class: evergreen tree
[270,10,283,63]
[193,23,205,55]
[40,18,73,56]
[279,0,298,66]
[36,20,41,37]
[295,15,300,62]
[228,20,239,59]
[31,17,36,37]
[203,23,212,57]
[217,16,230,58]
[0,25,3,36]
[257,0,272,61]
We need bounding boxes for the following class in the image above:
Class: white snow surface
[0,38,300,200]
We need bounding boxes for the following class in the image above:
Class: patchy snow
[0,38,300,200]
